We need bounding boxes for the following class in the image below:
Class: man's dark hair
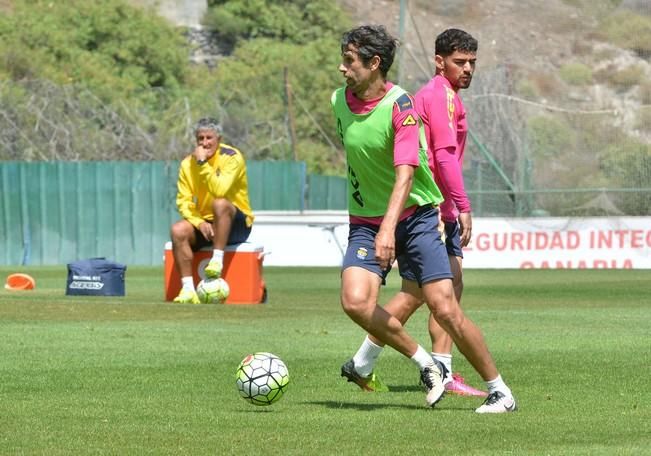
[435,28,478,57]
[341,25,398,78]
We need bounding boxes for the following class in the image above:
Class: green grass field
[1,266,650,455]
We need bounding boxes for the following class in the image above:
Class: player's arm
[376,164,413,270]
[434,147,470,211]
[392,93,421,169]
[426,88,470,212]
[176,161,205,228]
[457,212,472,247]
[434,147,472,245]
[426,88,473,245]
[199,153,242,198]
[375,95,421,270]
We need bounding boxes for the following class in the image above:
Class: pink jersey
[415,74,471,222]
[345,82,420,226]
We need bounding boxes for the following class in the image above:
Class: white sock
[410,345,435,370]
[432,352,452,381]
[352,336,384,377]
[211,249,224,263]
[181,276,195,292]
[486,375,512,396]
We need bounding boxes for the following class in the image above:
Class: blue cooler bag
[66,258,127,296]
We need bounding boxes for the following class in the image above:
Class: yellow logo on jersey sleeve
[402,114,417,126]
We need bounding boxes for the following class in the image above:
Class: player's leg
[368,279,423,345]
[341,267,444,405]
[211,197,236,249]
[205,198,236,278]
[170,219,201,304]
[340,223,445,406]
[348,279,423,391]
[430,221,463,363]
[425,278,495,378]
[350,221,455,388]
[352,279,421,368]
[429,254,487,397]
[341,267,417,354]
[405,206,515,412]
[430,255,461,356]
[428,255,456,373]
[422,276,516,412]
[428,220,486,396]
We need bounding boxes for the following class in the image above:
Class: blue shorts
[192,208,251,251]
[343,205,453,286]
[444,220,463,258]
[399,219,462,282]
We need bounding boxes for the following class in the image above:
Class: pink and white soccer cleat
[444,373,488,397]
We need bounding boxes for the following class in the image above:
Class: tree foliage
[0,0,189,105]
[204,0,348,49]
[0,0,351,172]
[214,37,347,172]
[600,140,651,215]
[527,116,574,159]
[202,0,352,173]
[600,11,651,59]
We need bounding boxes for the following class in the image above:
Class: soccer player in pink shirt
[414,28,485,397]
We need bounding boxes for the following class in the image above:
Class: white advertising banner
[248,213,651,269]
[464,217,651,269]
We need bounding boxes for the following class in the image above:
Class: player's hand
[458,212,472,247]
[437,217,446,243]
[375,228,395,271]
[193,145,209,162]
[198,221,214,240]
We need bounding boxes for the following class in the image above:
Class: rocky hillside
[139,0,649,141]
[341,0,649,133]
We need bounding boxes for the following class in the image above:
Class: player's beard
[458,75,472,89]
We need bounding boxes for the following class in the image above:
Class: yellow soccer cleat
[341,359,390,392]
[173,289,201,304]
[204,260,223,279]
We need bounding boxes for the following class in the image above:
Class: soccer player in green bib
[333,25,516,412]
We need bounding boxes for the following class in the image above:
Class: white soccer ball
[235,352,290,406]
[196,278,229,304]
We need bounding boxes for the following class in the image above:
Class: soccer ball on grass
[235,352,289,406]
[196,278,229,304]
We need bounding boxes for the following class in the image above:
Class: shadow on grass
[385,384,422,392]
[233,408,277,413]
[305,400,424,411]
[306,399,475,412]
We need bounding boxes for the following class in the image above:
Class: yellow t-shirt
[175,143,254,228]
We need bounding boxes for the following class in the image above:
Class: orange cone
[4,273,36,290]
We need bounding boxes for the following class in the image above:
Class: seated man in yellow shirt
[170,118,254,304]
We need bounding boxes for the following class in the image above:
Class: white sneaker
[420,361,446,407]
[475,391,517,414]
